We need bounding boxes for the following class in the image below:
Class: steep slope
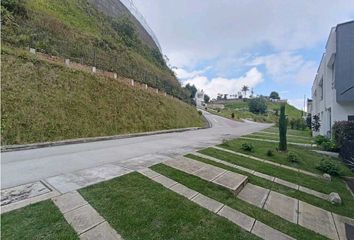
[1,47,203,145]
[1,0,189,100]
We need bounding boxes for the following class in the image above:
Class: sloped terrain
[1,48,203,145]
[1,0,189,100]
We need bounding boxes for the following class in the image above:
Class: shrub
[314,135,327,145]
[266,149,274,156]
[287,151,300,163]
[332,121,354,148]
[241,143,254,152]
[316,158,340,176]
[321,140,338,152]
[231,112,235,119]
[248,97,267,114]
[312,114,321,132]
[198,110,202,116]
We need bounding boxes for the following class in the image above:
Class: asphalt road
[1,111,271,189]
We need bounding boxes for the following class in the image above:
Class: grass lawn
[245,133,313,144]
[79,172,260,240]
[218,138,352,176]
[1,200,78,240]
[261,126,312,137]
[186,154,354,219]
[152,164,326,240]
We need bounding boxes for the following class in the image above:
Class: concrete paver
[53,191,87,214]
[170,183,198,199]
[194,166,225,181]
[251,220,295,240]
[137,168,161,179]
[253,171,275,181]
[217,205,255,231]
[264,191,298,224]
[238,183,270,208]
[213,171,248,194]
[46,164,132,193]
[274,178,298,190]
[164,158,203,174]
[298,186,328,200]
[332,213,354,240]
[191,194,224,213]
[153,175,177,188]
[298,201,339,240]
[80,222,123,240]
[64,204,105,234]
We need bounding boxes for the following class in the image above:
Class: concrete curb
[1,125,209,153]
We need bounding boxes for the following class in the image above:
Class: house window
[348,115,354,121]
[319,78,324,100]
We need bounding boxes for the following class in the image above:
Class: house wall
[311,22,354,137]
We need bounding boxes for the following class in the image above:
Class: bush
[332,121,354,148]
[231,112,235,119]
[278,103,287,151]
[314,135,327,145]
[321,140,338,152]
[290,118,307,130]
[316,158,340,176]
[266,149,274,156]
[241,143,254,152]
[248,97,267,114]
[198,110,202,116]
[287,151,300,163]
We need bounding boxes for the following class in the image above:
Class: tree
[312,114,321,132]
[278,104,287,151]
[248,97,267,114]
[306,113,312,129]
[223,94,228,100]
[184,83,197,99]
[242,85,249,98]
[204,94,210,103]
[269,91,280,99]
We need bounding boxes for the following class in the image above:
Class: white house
[311,21,354,137]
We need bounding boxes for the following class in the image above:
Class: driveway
[1,111,271,189]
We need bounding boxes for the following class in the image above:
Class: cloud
[174,66,210,79]
[134,0,354,67]
[248,52,317,84]
[182,67,263,98]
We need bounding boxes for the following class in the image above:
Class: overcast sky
[133,0,354,109]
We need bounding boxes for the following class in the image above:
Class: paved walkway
[212,146,321,178]
[239,137,316,147]
[138,168,295,240]
[191,152,329,200]
[53,191,123,240]
[162,157,354,240]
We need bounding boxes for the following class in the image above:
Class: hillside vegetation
[1,0,190,100]
[209,100,304,123]
[1,48,204,145]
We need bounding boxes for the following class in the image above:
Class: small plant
[198,110,202,116]
[241,142,254,152]
[287,151,300,163]
[231,112,235,119]
[217,109,221,113]
[312,114,321,132]
[278,103,287,151]
[266,149,274,156]
[321,140,338,152]
[222,139,230,147]
[316,158,340,176]
[314,135,327,145]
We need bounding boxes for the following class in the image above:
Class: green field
[209,100,305,123]
[80,172,260,240]
[1,48,203,145]
[1,200,78,240]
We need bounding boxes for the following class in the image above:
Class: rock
[328,192,341,205]
[323,173,331,181]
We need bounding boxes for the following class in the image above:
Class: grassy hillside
[1,0,189,100]
[1,48,204,145]
[210,100,304,123]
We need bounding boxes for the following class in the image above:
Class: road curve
[1,111,271,188]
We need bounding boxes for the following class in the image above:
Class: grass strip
[1,200,78,240]
[79,172,260,240]
[186,153,354,219]
[152,164,327,240]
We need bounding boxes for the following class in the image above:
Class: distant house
[195,90,205,108]
[311,21,354,137]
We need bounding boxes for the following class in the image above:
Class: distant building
[307,99,313,114]
[195,90,205,107]
[311,21,354,137]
